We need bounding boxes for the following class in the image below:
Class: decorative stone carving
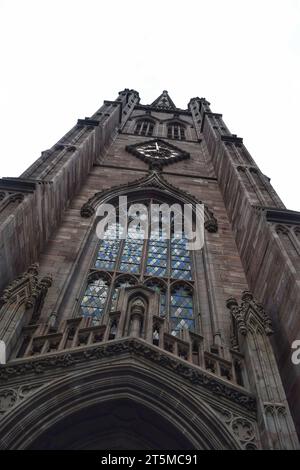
[0,338,256,412]
[0,264,52,321]
[232,417,255,442]
[264,403,287,417]
[0,389,17,415]
[216,407,259,449]
[79,170,218,232]
[226,290,273,337]
[0,383,45,417]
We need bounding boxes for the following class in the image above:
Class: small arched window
[167,123,186,141]
[170,284,194,334]
[134,119,154,137]
[80,276,109,321]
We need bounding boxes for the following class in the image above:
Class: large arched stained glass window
[79,202,195,334]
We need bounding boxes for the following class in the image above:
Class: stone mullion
[166,235,173,324]
[191,249,203,337]
[100,239,125,318]
[139,204,151,282]
[103,270,118,318]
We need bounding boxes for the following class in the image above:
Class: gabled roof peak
[150,91,176,110]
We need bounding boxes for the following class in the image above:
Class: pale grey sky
[0,0,299,209]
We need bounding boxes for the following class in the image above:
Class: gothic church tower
[0,89,299,449]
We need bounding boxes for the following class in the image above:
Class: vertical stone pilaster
[227,292,299,449]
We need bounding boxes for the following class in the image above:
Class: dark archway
[0,362,241,450]
[28,398,194,450]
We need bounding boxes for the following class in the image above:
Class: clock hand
[155,142,159,151]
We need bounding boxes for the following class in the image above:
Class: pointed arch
[0,362,242,449]
[80,170,218,233]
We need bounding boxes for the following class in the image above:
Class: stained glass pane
[170,286,194,335]
[119,226,144,273]
[171,236,192,280]
[94,223,122,271]
[80,278,109,323]
[146,239,168,277]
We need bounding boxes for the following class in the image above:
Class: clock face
[126,139,190,167]
[136,142,181,161]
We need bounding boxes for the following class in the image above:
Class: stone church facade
[0,89,299,449]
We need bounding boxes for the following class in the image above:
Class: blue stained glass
[146,239,168,277]
[171,236,192,280]
[170,286,194,334]
[120,238,144,273]
[94,238,120,271]
[80,278,109,321]
[119,229,144,272]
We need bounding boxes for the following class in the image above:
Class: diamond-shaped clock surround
[125,139,190,167]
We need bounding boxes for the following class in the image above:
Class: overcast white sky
[0,0,299,210]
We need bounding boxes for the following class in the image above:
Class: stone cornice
[221,135,243,145]
[77,118,100,127]
[134,105,191,116]
[0,178,38,193]
[265,208,300,225]
[104,100,122,107]
[253,206,300,225]
[120,131,202,144]
[93,163,217,181]
[0,338,256,412]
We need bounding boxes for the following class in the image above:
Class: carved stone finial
[226,297,238,309]
[40,275,53,289]
[80,204,95,218]
[227,292,273,337]
[27,263,39,277]
[241,291,253,303]
[204,218,218,233]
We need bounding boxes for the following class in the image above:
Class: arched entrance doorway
[28,398,194,450]
[0,362,242,450]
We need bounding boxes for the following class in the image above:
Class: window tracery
[167,123,186,140]
[79,200,195,334]
[134,119,154,136]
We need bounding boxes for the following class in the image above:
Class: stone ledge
[77,118,100,127]
[0,337,256,412]
[221,134,243,145]
[254,206,300,225]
